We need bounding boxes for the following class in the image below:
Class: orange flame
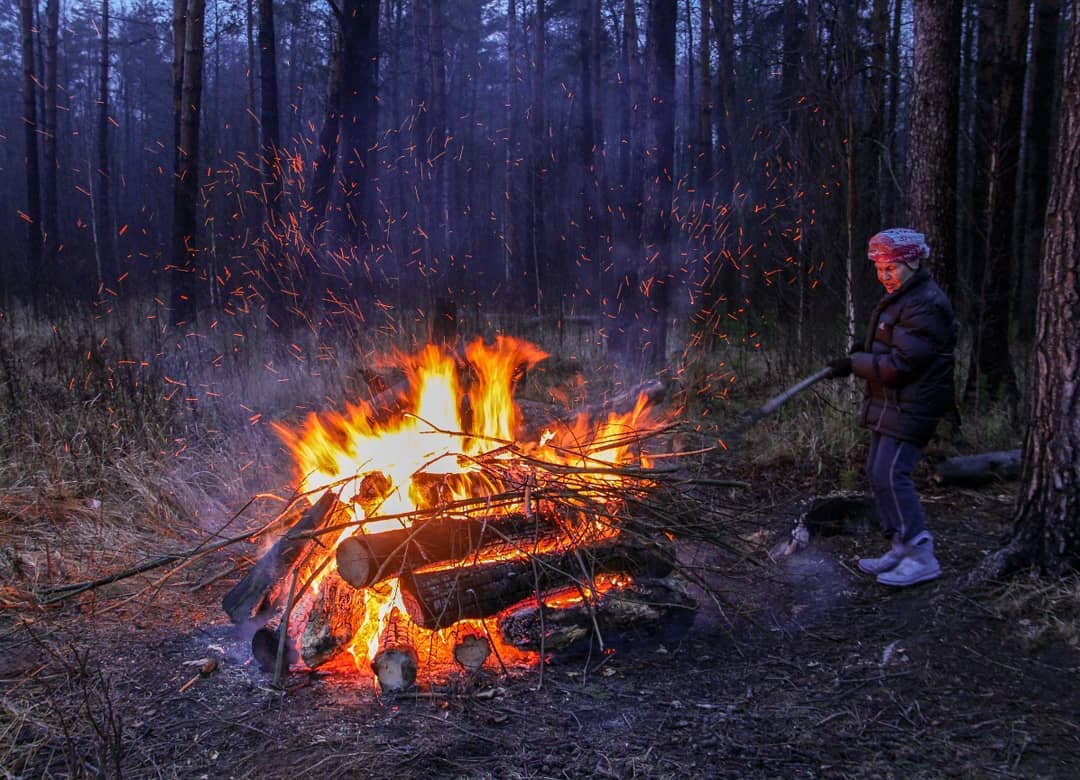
[273,336,663,679]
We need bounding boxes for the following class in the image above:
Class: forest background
[0,0,1074,563]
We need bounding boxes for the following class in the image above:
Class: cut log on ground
[400,538,674,630]
[336,512,560,589]
[300,570,366,668]
[222,492,340,624]
[497,577,697,654]
[371,607,418,692]
[932,449,1022,486]
[452,633,491,673]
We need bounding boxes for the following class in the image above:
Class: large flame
[273,336,661,677]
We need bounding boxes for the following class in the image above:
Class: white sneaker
[858,535,905,575]
[877,532,941,587]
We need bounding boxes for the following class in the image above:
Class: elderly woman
[826,228,957,587]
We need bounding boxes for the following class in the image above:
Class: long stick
[719,367,834,445]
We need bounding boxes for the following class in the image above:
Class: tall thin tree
[43,0,60,273]
[170,0,206,328]
[907,0,963,296]
[970,9,1080,580]
[19,0,43,301]
[96,0,116,287]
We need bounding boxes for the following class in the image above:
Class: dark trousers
[867,432,927,542]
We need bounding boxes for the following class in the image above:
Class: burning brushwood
[498,577,697,654]
[335,511,559,589]
[399,538,674,630]
[219,336,702,687]
[222,491,340,624]
[519,378,667,444]
[371,607,418,692]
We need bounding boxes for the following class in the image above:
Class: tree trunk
[96,0,116,287]
[885,0,904,224]
[696,0,713,188]
[257,0,281,219]
[868,0,888,228]
[528,0,550,312]
[339,0,380,245]
[907,0,962,297]
[1016,0,1063,340]
[969,12,1080,580]
[43,0,59,274]
[170,0,206,328]
[257,0,290,329]
[19,0,43,300]
[611,0,675,377]
[308,28,342,237]
[965,0,1029,412]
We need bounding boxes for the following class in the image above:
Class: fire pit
[222,337,697,691]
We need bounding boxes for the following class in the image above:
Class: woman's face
[874,260,916,294]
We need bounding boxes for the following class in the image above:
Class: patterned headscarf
[868,228,931,265]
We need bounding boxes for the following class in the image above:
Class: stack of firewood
[222,482,696,692]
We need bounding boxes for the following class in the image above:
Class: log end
[336,535,375,589]
[452,633,491,673]
[372,648,418,692]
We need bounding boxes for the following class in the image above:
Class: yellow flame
[273,337,664,675]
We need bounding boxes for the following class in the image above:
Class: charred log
[371,607,418,692]
[223,492,339,624]
[498,577,697,654]
[300,570,365,668]
[400,538,674,630]
[251,624,298,673]
[336,512,559,589]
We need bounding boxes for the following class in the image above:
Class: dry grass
[992,573,1080,653]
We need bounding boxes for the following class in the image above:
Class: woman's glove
[826,356,853,378]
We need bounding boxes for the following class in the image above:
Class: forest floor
[2,448,1078,779]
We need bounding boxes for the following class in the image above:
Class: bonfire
[223,336,699,691]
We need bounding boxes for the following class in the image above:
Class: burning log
[222,491,339,624]
[371,607,418,692]
[452,633,491,673]
[300,570,365,668]
[399,538,674,630]
[497,577,698,654]
[336,512,559,589]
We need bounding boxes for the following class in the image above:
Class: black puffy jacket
[850,267,957,446]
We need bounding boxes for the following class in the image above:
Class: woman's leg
[867,433,927,542]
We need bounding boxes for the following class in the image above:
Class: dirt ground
[2,468,1078,779]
